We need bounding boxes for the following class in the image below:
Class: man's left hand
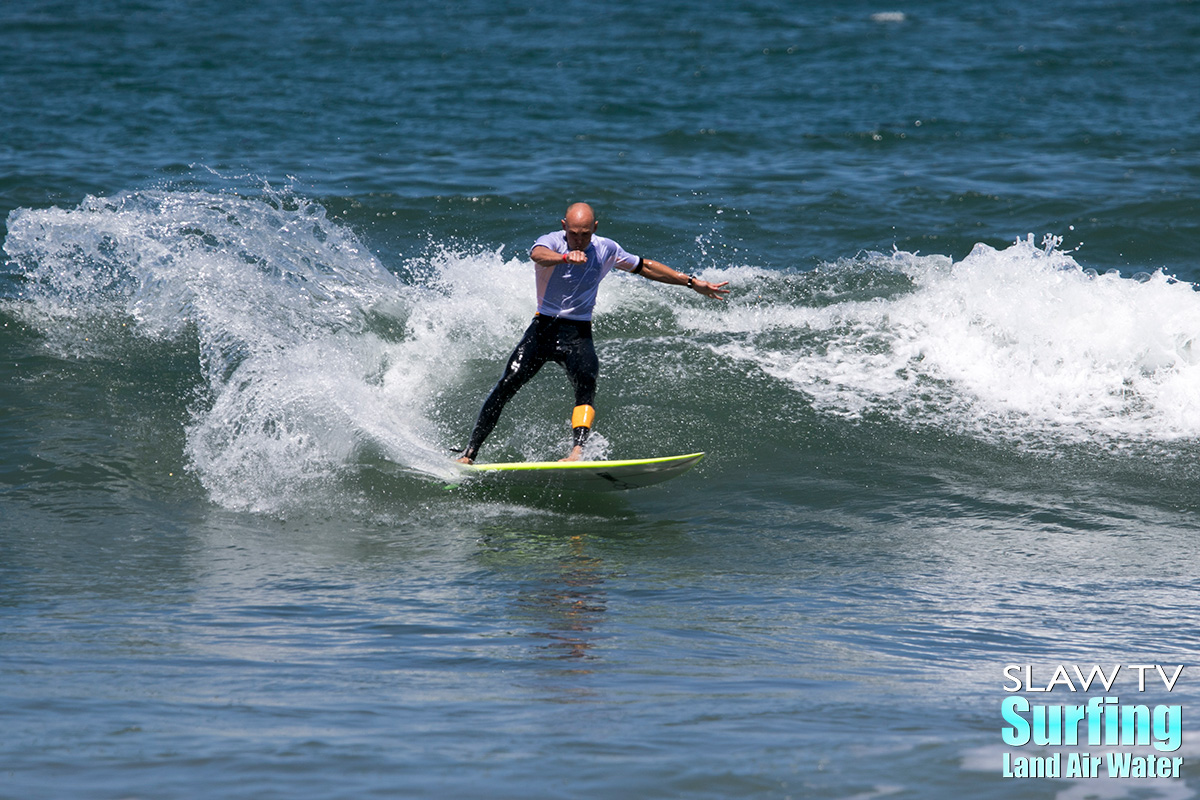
[692,278,730,300]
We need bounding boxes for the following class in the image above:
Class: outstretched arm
[636,258,730,300]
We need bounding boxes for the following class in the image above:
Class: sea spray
[3,189,465,511]
[695,235,1200,448]
[8,191,1199,511]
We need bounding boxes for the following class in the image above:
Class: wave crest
[701,235,1200,447]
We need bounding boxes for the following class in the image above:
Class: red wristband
[561,252,570,262]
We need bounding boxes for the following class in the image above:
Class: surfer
[456,202,729,464]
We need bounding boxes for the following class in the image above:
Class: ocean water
[3,1,1200,798]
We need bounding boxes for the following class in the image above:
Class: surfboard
[461,452,704,491]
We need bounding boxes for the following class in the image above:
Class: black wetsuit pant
[463,315,598,461]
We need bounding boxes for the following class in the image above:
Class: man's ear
[560,218,568,231]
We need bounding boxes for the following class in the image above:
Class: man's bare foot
[456,455,474,465]
[559,446,584,462]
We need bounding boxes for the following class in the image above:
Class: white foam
[3,190,537,512]
[699,236,1200,447]
[9,191,1198,510]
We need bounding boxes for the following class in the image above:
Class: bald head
[561,203,598,251]
[564,203,595,227]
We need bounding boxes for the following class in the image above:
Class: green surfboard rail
[461,452,705,490]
